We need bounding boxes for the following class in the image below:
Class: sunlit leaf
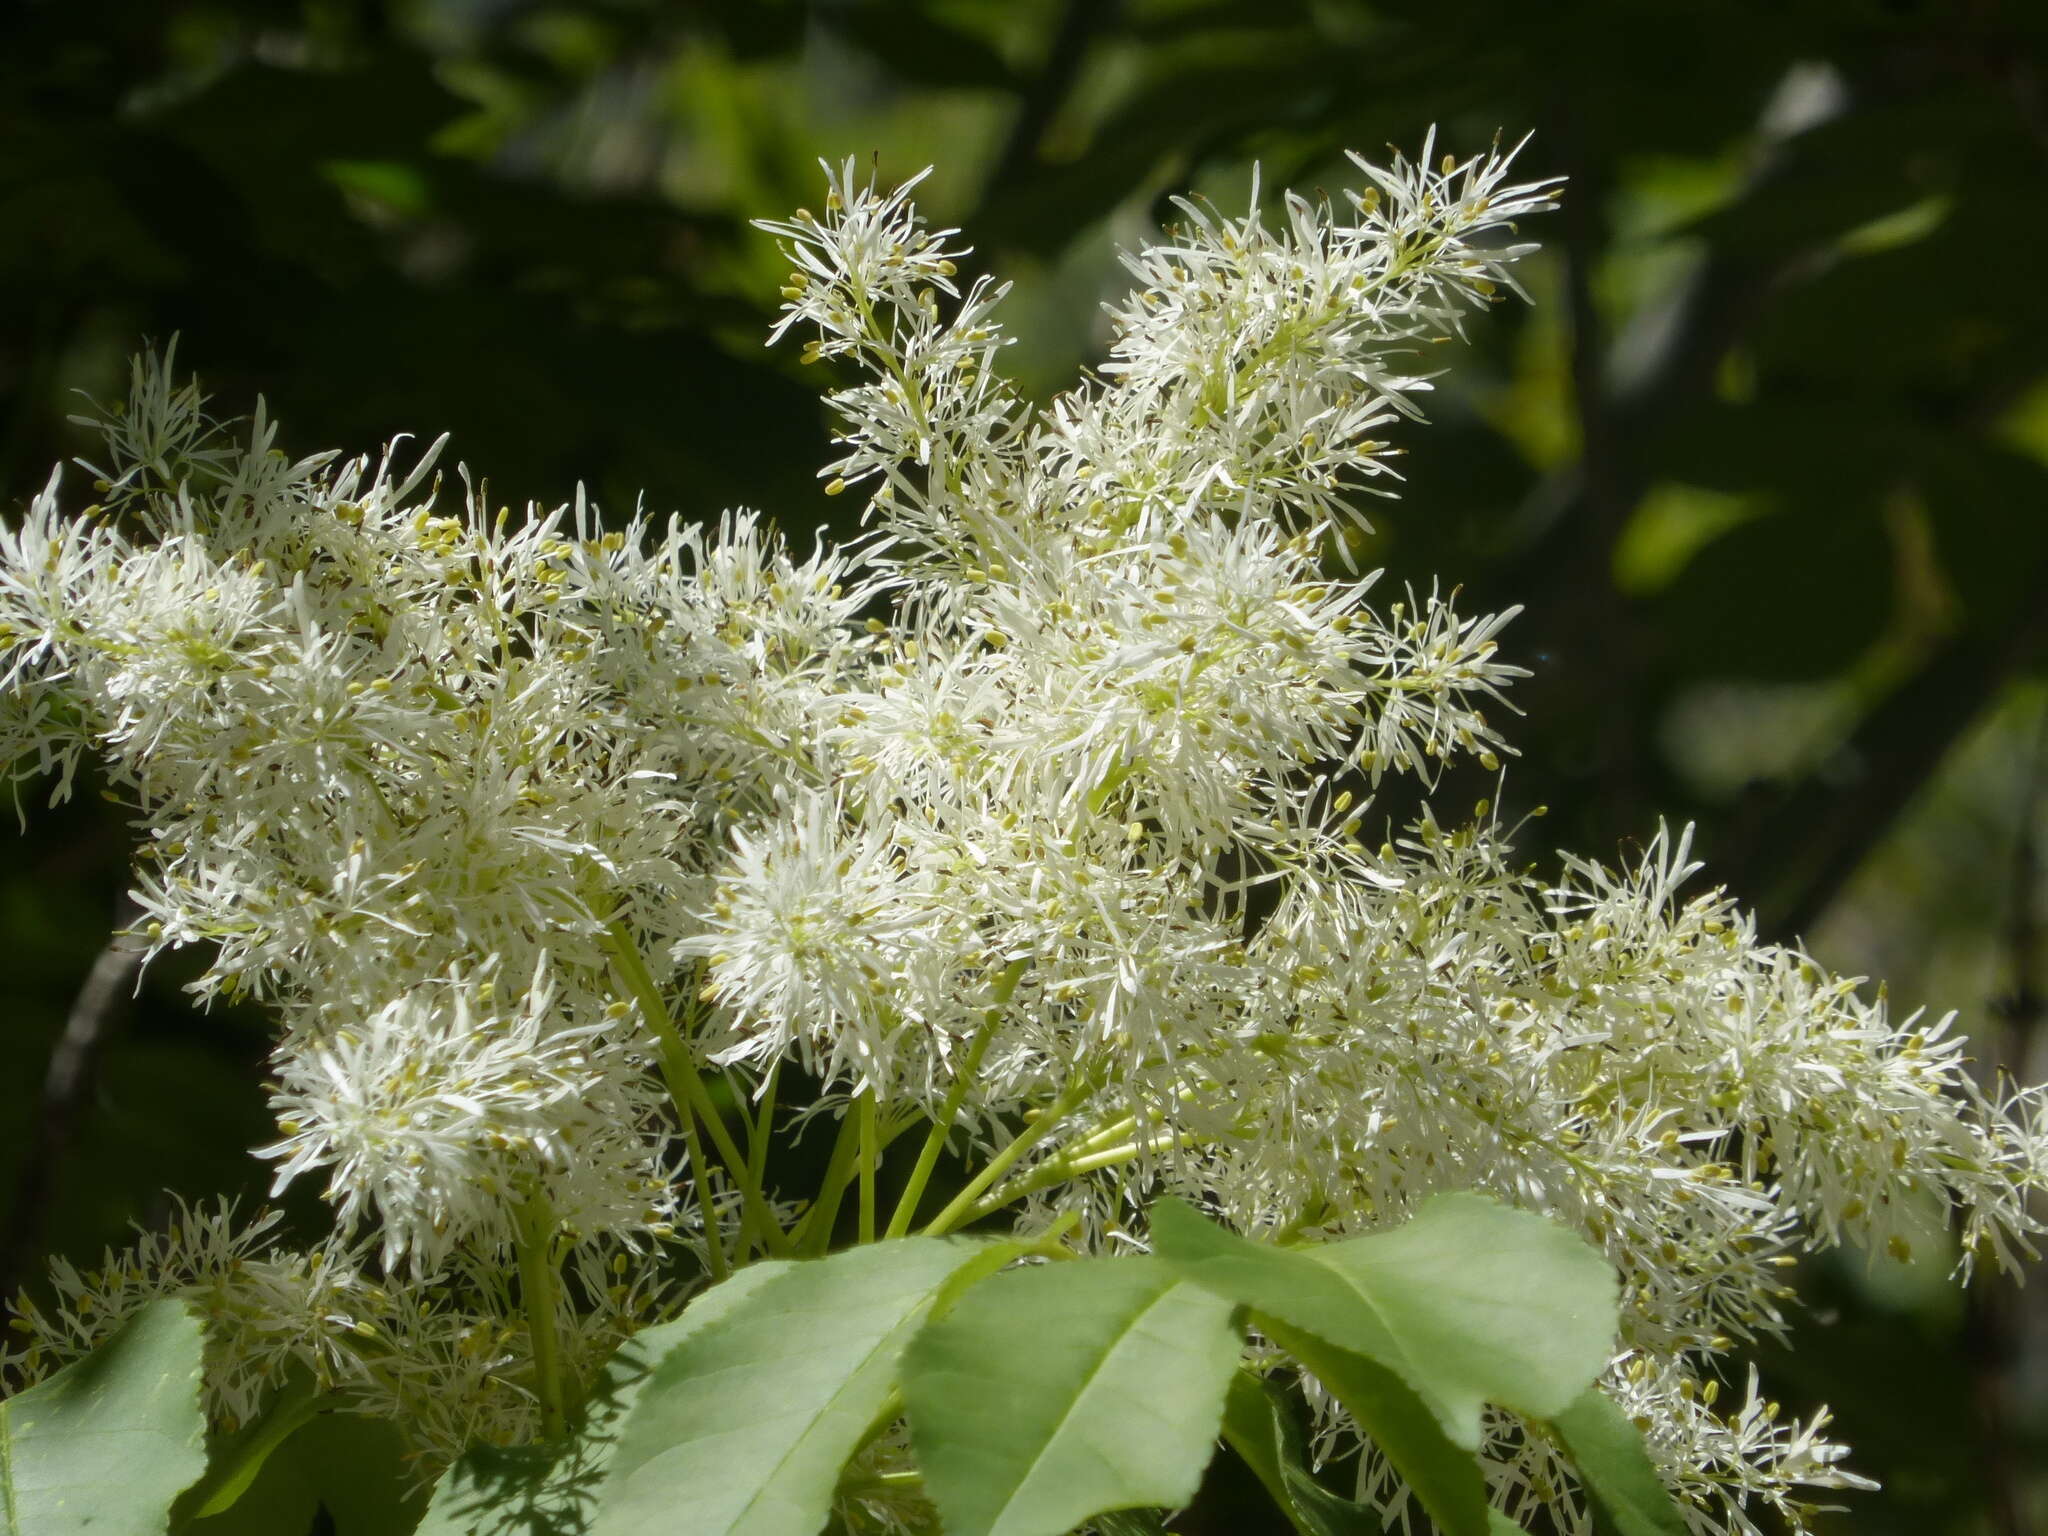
[903,1255,1240,1536]
[1153,1195,1617,1448]
[1219,1371,1383,1536]
[0,1298,208,1536]
[1548,1389,1688,1536]
[592,1239,997,1536]
[418,1261,793,1536]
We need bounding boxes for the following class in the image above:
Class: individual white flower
[262,958,677,1270]
[686,788,956,1092]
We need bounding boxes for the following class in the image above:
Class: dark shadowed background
[3,2,2045,1531]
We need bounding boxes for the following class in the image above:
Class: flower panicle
[0,141,2038,1536]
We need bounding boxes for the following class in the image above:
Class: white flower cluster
[2,1198,667,1461]
[2,138,2042,1532]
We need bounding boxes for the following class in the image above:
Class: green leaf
[1090,1512,1171,1536]
[1219,1372,1383,1536]
[187,1411,428,1536]
[174,1372,324,1524]
[0,1297,209,1536]
[1547,1391,1688,1536]
[1152,1195,1617,1448]
[1259,1320,1492,1536]
[276,1414,427,1536]
[418,1444,578,1536]
[418,1260,793,1536]
[591,1238,995,1536]
[177,1436,316,1536]
[903,1254,1240,1536]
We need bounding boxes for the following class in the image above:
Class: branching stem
[921,1076,1095,1237]
[603,921,792,1257]
[958,1132,1202,1227]
[885,960,1026,1238]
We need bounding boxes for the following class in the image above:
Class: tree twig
[1733,563,2048,942]
[0,898,141,1301]
[980,0,1122,201]
[1964,696,2048,1536]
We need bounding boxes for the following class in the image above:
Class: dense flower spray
[2,136,2042,1535]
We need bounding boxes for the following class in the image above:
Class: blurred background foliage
[2,0,2045,1531]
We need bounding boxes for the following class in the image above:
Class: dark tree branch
[1496,102,1813,832]
[0,899,140,1302]
[1964,699,2048,1536]
[1997,704,2048,1044]
[1504,69,2043,948]
[981,0,1122,201]
[1548,133,1661,835]
[1725,576,2048,943]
